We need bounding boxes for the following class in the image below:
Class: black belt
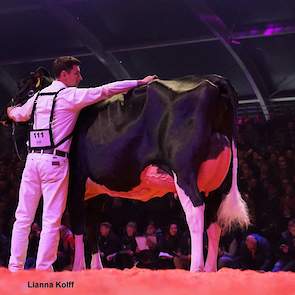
[29,148,69,158]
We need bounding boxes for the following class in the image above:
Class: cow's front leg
[205,222,221,272]
[86,202,103,270]
[68,161,87,271]
[90,252,103,270]
[173,172,205,272]
[73,234,86,271]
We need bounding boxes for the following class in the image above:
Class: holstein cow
[68,74,250,272]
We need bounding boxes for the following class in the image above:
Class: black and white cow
[68,74,250,272]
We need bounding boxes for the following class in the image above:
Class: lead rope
[11,98,23,161]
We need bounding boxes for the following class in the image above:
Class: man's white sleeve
[71,80,138,110]
[8,96,35,122]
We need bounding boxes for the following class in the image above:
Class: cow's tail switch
[217,139,250,232]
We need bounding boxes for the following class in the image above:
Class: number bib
[29,129,52,148]
[28,88,72,150]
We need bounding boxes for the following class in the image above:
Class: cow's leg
[86,201,103,269]
[91,252,103,270]
[73,234,86,271]
[68,161,87,271]
[74,210,104,270]
[173,172,205,272]
[204,222,221,272]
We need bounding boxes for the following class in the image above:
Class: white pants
[9,153,69,271]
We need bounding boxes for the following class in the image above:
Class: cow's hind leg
[173,172,205,272]
[86,200,103,269]
[73,234,86,271]
[204,222,221,272]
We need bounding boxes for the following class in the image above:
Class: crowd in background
[0,115,294,271]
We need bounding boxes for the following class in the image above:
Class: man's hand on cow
[138,75,158,86]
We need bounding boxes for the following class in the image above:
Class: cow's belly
[85,165,175,202]
[85,137,231,202]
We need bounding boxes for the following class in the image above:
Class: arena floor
[0,268,294,295]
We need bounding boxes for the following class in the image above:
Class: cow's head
[0,67,53,123]
[14,67,53,105]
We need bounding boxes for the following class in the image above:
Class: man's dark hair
[100,222,112,228]
[52,56,81,78]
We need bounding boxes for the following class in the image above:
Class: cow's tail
[217,80,250,232]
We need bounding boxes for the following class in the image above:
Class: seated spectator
[116,221,137,269]
[53,225,75,271]
[218,230,244,270]
[136,221,159,269]
[272,219,295,272]
[259,182,281,236]
[0,232,8,267]
[237,233,273,271]
[278,184,295,230]
[98,222,120,268]
[158,223,181,269]
[285,149,294,169]
[173,229,191,270]
[0,175,9,234]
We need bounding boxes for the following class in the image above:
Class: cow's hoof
[190,267,205,272]
[204,267,217,272]
[90,253,103,270]
[72,260,86,271]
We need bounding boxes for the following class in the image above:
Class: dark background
[0,0,295,118]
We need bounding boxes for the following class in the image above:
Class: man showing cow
[7,55,156,271]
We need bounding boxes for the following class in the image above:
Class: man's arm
[7,96,36,122]
[71,75,157,110]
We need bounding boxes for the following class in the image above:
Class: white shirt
[9,80,139,152]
